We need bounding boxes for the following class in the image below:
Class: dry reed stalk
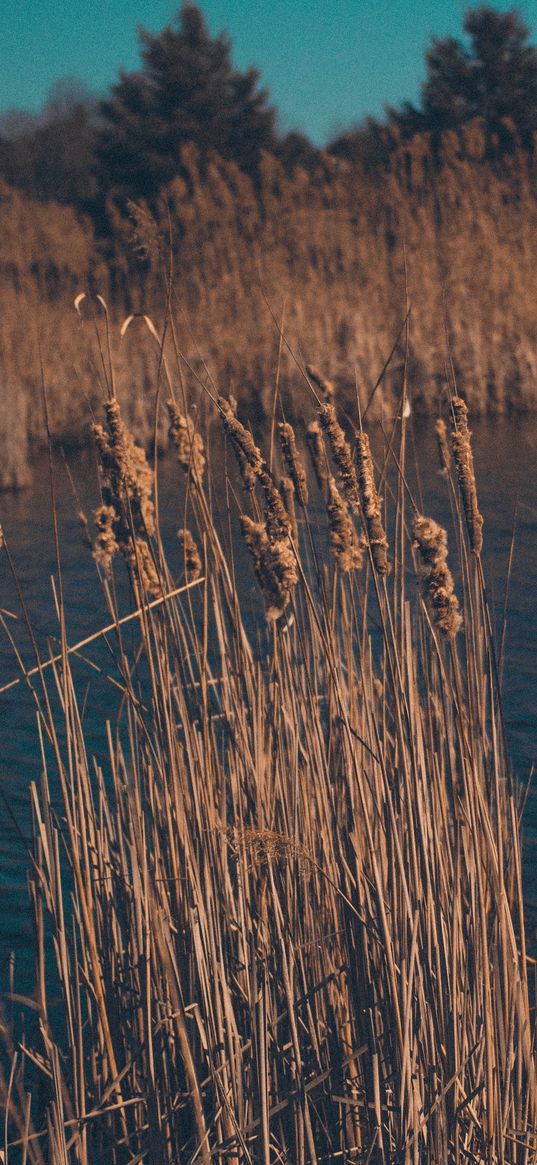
[355,431,389,575]
[280,476,298,544]
[240,514,297,619]
[450,396,484,554]
[326,477,363,573]
[258,468,292,541]
[218,395,264,490]
[319,403,360,509]
[167,399,206,483]
[177,528,202,581]
[412,513,462,638]
[278,421,309,505]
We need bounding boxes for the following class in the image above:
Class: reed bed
[0,368,535,1164]
[4,124,537,487]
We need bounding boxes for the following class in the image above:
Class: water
[0,418,536,985]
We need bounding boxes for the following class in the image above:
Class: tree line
[1,3,537,223]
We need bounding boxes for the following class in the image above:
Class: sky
[2,0,537,144]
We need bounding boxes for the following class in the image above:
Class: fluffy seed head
[278,422,309,506]
[326,477,363,573]
[167,400,205,484]
[240,516,298,621]
[91,398,158,595]
[280,477,298,544]
[355,432,389,575]
[450,397,483,554]
[413,513,462,638]
[219,395,264,491]
[319,403,360,509]
[178,528,202,582]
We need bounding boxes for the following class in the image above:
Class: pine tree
[97,4,277,199]
[392,5,537,147]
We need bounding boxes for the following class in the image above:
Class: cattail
[219,395,264,491]
[435,418,451,475]
[134,539,161,597]
[280,477,298,544]
[450,397,483,554]
[326,477,363,573]
[413,513,462,638]
[240,516,297,621]
[319,403,360,509]
[306,364,335,399]
[92,398,159,595]
[93,504,119,575]
[355,432,389,575]
[178,528,202,581]
[306,420,328,492]
[259,470,292,540]
[218,397,291,537]
[102,399,155,537]
[167,400,205,483]
[278,422,309,505]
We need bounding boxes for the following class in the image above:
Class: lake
[1,416,536,986]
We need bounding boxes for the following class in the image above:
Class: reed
[4,125,537,488]
[0,374,533,1165]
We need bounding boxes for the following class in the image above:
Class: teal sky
[2,0,537,143]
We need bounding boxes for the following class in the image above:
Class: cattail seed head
[259,470,292,540]
[178,528,202,581]
[93,504,119,575]
[450,397,483,555]
[280,477,298,544]
[103,399,155,537]
[326,477,363,573]
[134,540,161,598]
[278,422,309,506]
[355,432,389,575]
[240,516,298,621]
[413,513,462,638]
[219,395,264,491]
[91,398,158,595]
[319,403,360,510]
[167,400,205,483]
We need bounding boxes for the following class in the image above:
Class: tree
[391,5,537,146]
[97,4,278,199]
[0,78,100,208]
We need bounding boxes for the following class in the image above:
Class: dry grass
[4,126,537,486]
[0,355,535,1163]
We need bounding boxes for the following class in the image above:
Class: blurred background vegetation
[2,3,537,487]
